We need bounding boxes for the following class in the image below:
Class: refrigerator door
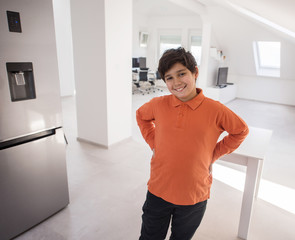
[0,128,69,240]
[0,0,63,142]
[0,61,63,142]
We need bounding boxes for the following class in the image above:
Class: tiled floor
[15,88,295,240]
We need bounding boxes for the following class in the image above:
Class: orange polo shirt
[136,88,249,205]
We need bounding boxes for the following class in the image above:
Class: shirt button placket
[176,104,185,129]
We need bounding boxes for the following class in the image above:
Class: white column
[197,19,212,89]
[52,0,76,97]
[105,0,133,146]
[71,0,132,147]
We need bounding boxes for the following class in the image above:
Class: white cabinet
[205,84,237,104]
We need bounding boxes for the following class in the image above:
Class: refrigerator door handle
[0,128,60,150]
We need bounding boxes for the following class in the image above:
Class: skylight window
[253,41,281,77]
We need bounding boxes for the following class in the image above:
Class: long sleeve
[136,99,156,150]
[135,90,249,205]
[212,105,249,163]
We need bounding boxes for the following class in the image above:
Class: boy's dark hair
[157,47,197,81]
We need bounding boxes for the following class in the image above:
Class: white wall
[52,0,75,97]
[132,11,148,58]
[231,75,295,105]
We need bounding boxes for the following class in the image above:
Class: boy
[136,47,249,240]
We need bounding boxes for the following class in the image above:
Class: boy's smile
[164,63,199,102]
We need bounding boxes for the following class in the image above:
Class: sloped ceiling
[134,0,295,40]
[223,0,295,34]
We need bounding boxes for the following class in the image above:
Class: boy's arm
[136,100,156,150]
[212,105,249,163]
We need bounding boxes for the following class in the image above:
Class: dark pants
[139,191,207,240]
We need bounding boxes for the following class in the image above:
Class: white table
[219,127,272,240]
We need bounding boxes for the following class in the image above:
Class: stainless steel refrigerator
[0,1,69,239]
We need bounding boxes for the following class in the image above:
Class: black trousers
[139,191,207,240]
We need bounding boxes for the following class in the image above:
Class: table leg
[238,157,260,240]
[254,159,264,199]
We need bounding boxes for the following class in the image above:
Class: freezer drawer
[0,128,69,240]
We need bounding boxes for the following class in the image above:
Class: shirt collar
[171,88,205,110]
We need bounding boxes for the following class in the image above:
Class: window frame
[188,29,202,66]
[253,41,281,77]
[157,29,182,60]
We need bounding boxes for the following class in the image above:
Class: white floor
[15,89,295,240]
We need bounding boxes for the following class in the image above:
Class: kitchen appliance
[0,1,69,239]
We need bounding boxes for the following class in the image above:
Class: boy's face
[164,63,198,102]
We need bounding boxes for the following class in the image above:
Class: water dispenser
[6,62,36,102]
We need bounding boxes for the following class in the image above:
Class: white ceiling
[225,0,295,33]
[134,0,295,38]
[133,0,197,17]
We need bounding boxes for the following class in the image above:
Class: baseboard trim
[76,136,132,149]
[76,137,108,149]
